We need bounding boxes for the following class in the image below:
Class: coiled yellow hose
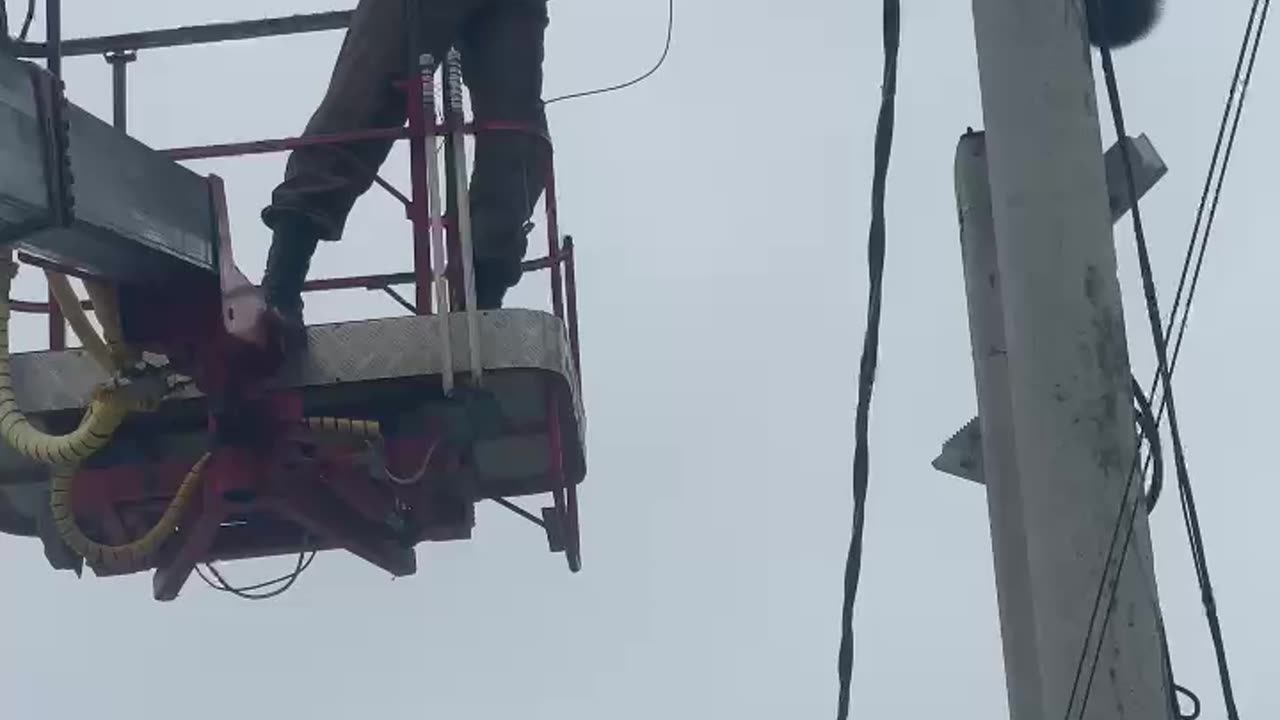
[45,271,112,370]
[4,255,387,574]
[0,254,205,571]
[48,453,209,572]
[82,277,140,368]
[0,260,131,465]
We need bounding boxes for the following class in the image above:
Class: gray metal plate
[0,53,215,281]
[0,309,586,537]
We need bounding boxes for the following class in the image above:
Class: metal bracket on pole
[934,133,1167,485]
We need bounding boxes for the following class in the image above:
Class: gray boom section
[0,53,215,282]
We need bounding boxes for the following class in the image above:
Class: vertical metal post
[968,1,1171,718]
[545,390,579,572]
[46,293,65,349]
[1,2,11,45]
[45,0,65,350]
[442,63,461,300]
[404,1,433,315]
[407,74,433,316]
[106,50,137,132]
[445,48,482,384]
[543,165,565,320]
[405,1,454,394]
[563,235,581,377]
[45,0,61,77]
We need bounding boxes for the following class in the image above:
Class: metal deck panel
[0,310,586,536]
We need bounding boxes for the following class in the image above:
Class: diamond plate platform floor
[0,309,586,539]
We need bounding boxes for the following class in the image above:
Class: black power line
[1136,0,1272,532]
[835,0,899,718]
[1162,0,1271,394]
[543,0,673,106]
[17,0,32,41]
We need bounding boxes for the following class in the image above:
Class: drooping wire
[1176,684,1204,720]
[543,0,673,106]
[196,548,317,601]
[1132,376,1163,514]
[834,0,898,718]
[1067,3,1241,717]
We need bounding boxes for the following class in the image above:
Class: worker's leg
[262,0,417,241]
[457,0,551,309]
[260,0,467,348]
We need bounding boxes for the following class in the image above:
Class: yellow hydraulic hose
[0,260,131,465]
[48,453,210,572]
[45,272,112,370]
[83,277,139,367]
[6,256,389,573]
[0,254,203,571]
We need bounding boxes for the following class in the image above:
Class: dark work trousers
[262,0,550,290]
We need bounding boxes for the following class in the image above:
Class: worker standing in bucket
[259,0,550,350]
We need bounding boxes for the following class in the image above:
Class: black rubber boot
[463,222,533,311]
[260,220,321,353]
[474,262,513,311]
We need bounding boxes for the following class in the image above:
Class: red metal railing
[11,14,581,385]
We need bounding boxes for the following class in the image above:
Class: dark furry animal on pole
[1087,0,1164,48]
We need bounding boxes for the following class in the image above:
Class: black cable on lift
[196,550,316,601]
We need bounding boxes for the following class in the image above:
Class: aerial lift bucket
[0,23,586,600]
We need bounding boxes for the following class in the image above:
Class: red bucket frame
[7,4,585,586]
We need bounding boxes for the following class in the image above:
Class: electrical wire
[1159,598,1205,720]
[834,0,898,717]
[17,0,32,41]
[1176,684,1204,720]
[196,548,317,601]
[1155,0,1270,410]
[1066,3,1241,717]
[1134,0,1268,520]
[1132,376,1163,514]
[1066,2,1267,715]
[543,0,673,106]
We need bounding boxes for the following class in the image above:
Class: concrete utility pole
[961,1,1174,718]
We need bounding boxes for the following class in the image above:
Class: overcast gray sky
[0,0,1275,717]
